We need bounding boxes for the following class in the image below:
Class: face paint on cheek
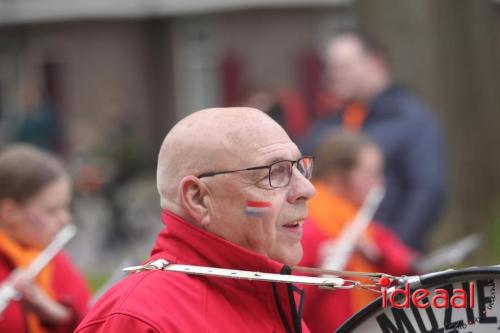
[244,200,272,217]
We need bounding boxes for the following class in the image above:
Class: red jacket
[0,251,91,333]
[76,211,310,333]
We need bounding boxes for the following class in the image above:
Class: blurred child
[300,131,418,333]
[0,144,91,332]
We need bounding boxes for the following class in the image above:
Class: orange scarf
[308,181,378,312]
[342,102,367,131]
[0,229,54,333]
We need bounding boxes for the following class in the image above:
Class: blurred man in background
[301,32,447,251]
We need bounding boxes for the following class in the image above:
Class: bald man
[75,108,316,333]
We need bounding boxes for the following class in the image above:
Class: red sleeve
[49,252,92,333]
[371,223,419,276]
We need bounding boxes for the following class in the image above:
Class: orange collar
[342,101,368,131]
[307,181,359,237]
[0,229,55,333]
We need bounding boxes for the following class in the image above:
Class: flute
[321,185,385,273]
[0,224,76,315]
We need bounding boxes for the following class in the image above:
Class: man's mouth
[282,219,305,229]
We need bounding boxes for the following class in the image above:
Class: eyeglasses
[197,156,314,188]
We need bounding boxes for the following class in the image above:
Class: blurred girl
[0,144,90,333]
[301,131,418,333]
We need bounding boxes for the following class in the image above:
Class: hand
[318,239,337,267]
[11,269,71,324]
[356,237,382,264]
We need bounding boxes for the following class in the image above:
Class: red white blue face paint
[244,201,272,217]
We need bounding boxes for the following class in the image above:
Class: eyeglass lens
[269,157,313,188]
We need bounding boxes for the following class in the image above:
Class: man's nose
[288,168,316,203]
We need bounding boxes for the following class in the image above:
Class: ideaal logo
[376,279,496,333]
[380,278,475,309]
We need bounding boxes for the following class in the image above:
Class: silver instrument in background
[0,224,76,315]
[321,185,385,273]
[414,233,483,273]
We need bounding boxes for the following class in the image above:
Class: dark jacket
[301,85,446,250]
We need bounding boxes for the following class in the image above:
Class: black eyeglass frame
[197,156,314,188]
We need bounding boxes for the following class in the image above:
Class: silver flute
[0,224,76,315]
[321,185,385,273]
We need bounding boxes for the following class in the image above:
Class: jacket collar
[151,211,304,332]
[150,210,286,275]
[369,83,406,115]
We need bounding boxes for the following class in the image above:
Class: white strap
[124,259,344,288]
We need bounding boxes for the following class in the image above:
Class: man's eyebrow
[264,157,286,165]
[260,155,302,166]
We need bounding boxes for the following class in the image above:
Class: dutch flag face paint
[244,201,272,217]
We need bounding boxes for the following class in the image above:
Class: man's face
[201,126,316,266]
[326,38,372,101]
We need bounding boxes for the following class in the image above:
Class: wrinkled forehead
[223,120,301,167]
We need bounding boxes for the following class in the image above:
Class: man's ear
[179,176,210,226]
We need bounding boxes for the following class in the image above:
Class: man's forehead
[328,37,365,60]
[247,141,302,165]
[220,115,298,160]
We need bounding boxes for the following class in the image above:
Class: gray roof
[0,0,350,25]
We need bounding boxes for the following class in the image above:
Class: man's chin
[274,245,303,267]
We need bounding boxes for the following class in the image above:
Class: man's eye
[258,174,269,183]
[271,165,288,176]
[251,170,268,183]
